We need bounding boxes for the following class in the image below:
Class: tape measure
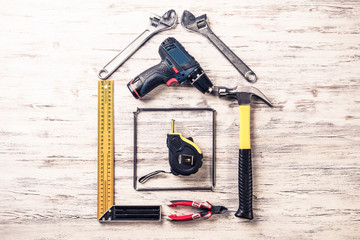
[97,80,114,219]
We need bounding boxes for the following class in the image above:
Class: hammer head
[212,86,273,107]
[181,10,208,32]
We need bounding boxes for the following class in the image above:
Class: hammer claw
[211,86,273,107]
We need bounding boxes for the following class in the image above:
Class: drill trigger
[166,78,179,86]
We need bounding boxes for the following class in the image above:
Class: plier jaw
[167,200,227,221]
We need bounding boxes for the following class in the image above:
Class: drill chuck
[188,67,213,94]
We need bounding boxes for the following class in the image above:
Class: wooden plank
[0,0,359,239]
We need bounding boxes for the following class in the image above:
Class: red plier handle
[167,200,213,221]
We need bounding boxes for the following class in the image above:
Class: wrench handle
[235,105,253,219]
[98,29,153,80]
[205,31,257,83]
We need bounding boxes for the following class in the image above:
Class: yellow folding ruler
[97,80,114,219]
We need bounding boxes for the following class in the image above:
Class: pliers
[167,200,228,221]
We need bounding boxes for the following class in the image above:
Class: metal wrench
[98,9,178,80]
[181,10,257,83]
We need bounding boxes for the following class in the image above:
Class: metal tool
[98,9,178,80]
[211,86,273,219]
[99,205,161,222]
[97,80,114,219]
[97,81,162,223]
[167,200,227,221]
[181,10,257,83]
[127,37,213,99]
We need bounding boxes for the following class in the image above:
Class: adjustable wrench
[98,9,178,80]
[181,10,257,83]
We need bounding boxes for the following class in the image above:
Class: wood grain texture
[0,0,359,239]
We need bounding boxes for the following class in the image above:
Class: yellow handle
[239,105,251,149]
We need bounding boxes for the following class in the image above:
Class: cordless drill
[127,37,213,99]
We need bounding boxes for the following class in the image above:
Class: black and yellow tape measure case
[167,119,203,176]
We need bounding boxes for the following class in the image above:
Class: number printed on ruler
[97,80,114,219]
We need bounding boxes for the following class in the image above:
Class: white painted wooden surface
[1,0,359,239]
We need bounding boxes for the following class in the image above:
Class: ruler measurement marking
[97,80,114,219]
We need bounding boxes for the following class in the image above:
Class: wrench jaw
[181,10,211,36]
[149,9,178,33]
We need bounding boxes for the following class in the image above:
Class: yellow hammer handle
[236,104,254,219]
[239,105,251,149]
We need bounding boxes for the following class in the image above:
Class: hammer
[212,86,273,219]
